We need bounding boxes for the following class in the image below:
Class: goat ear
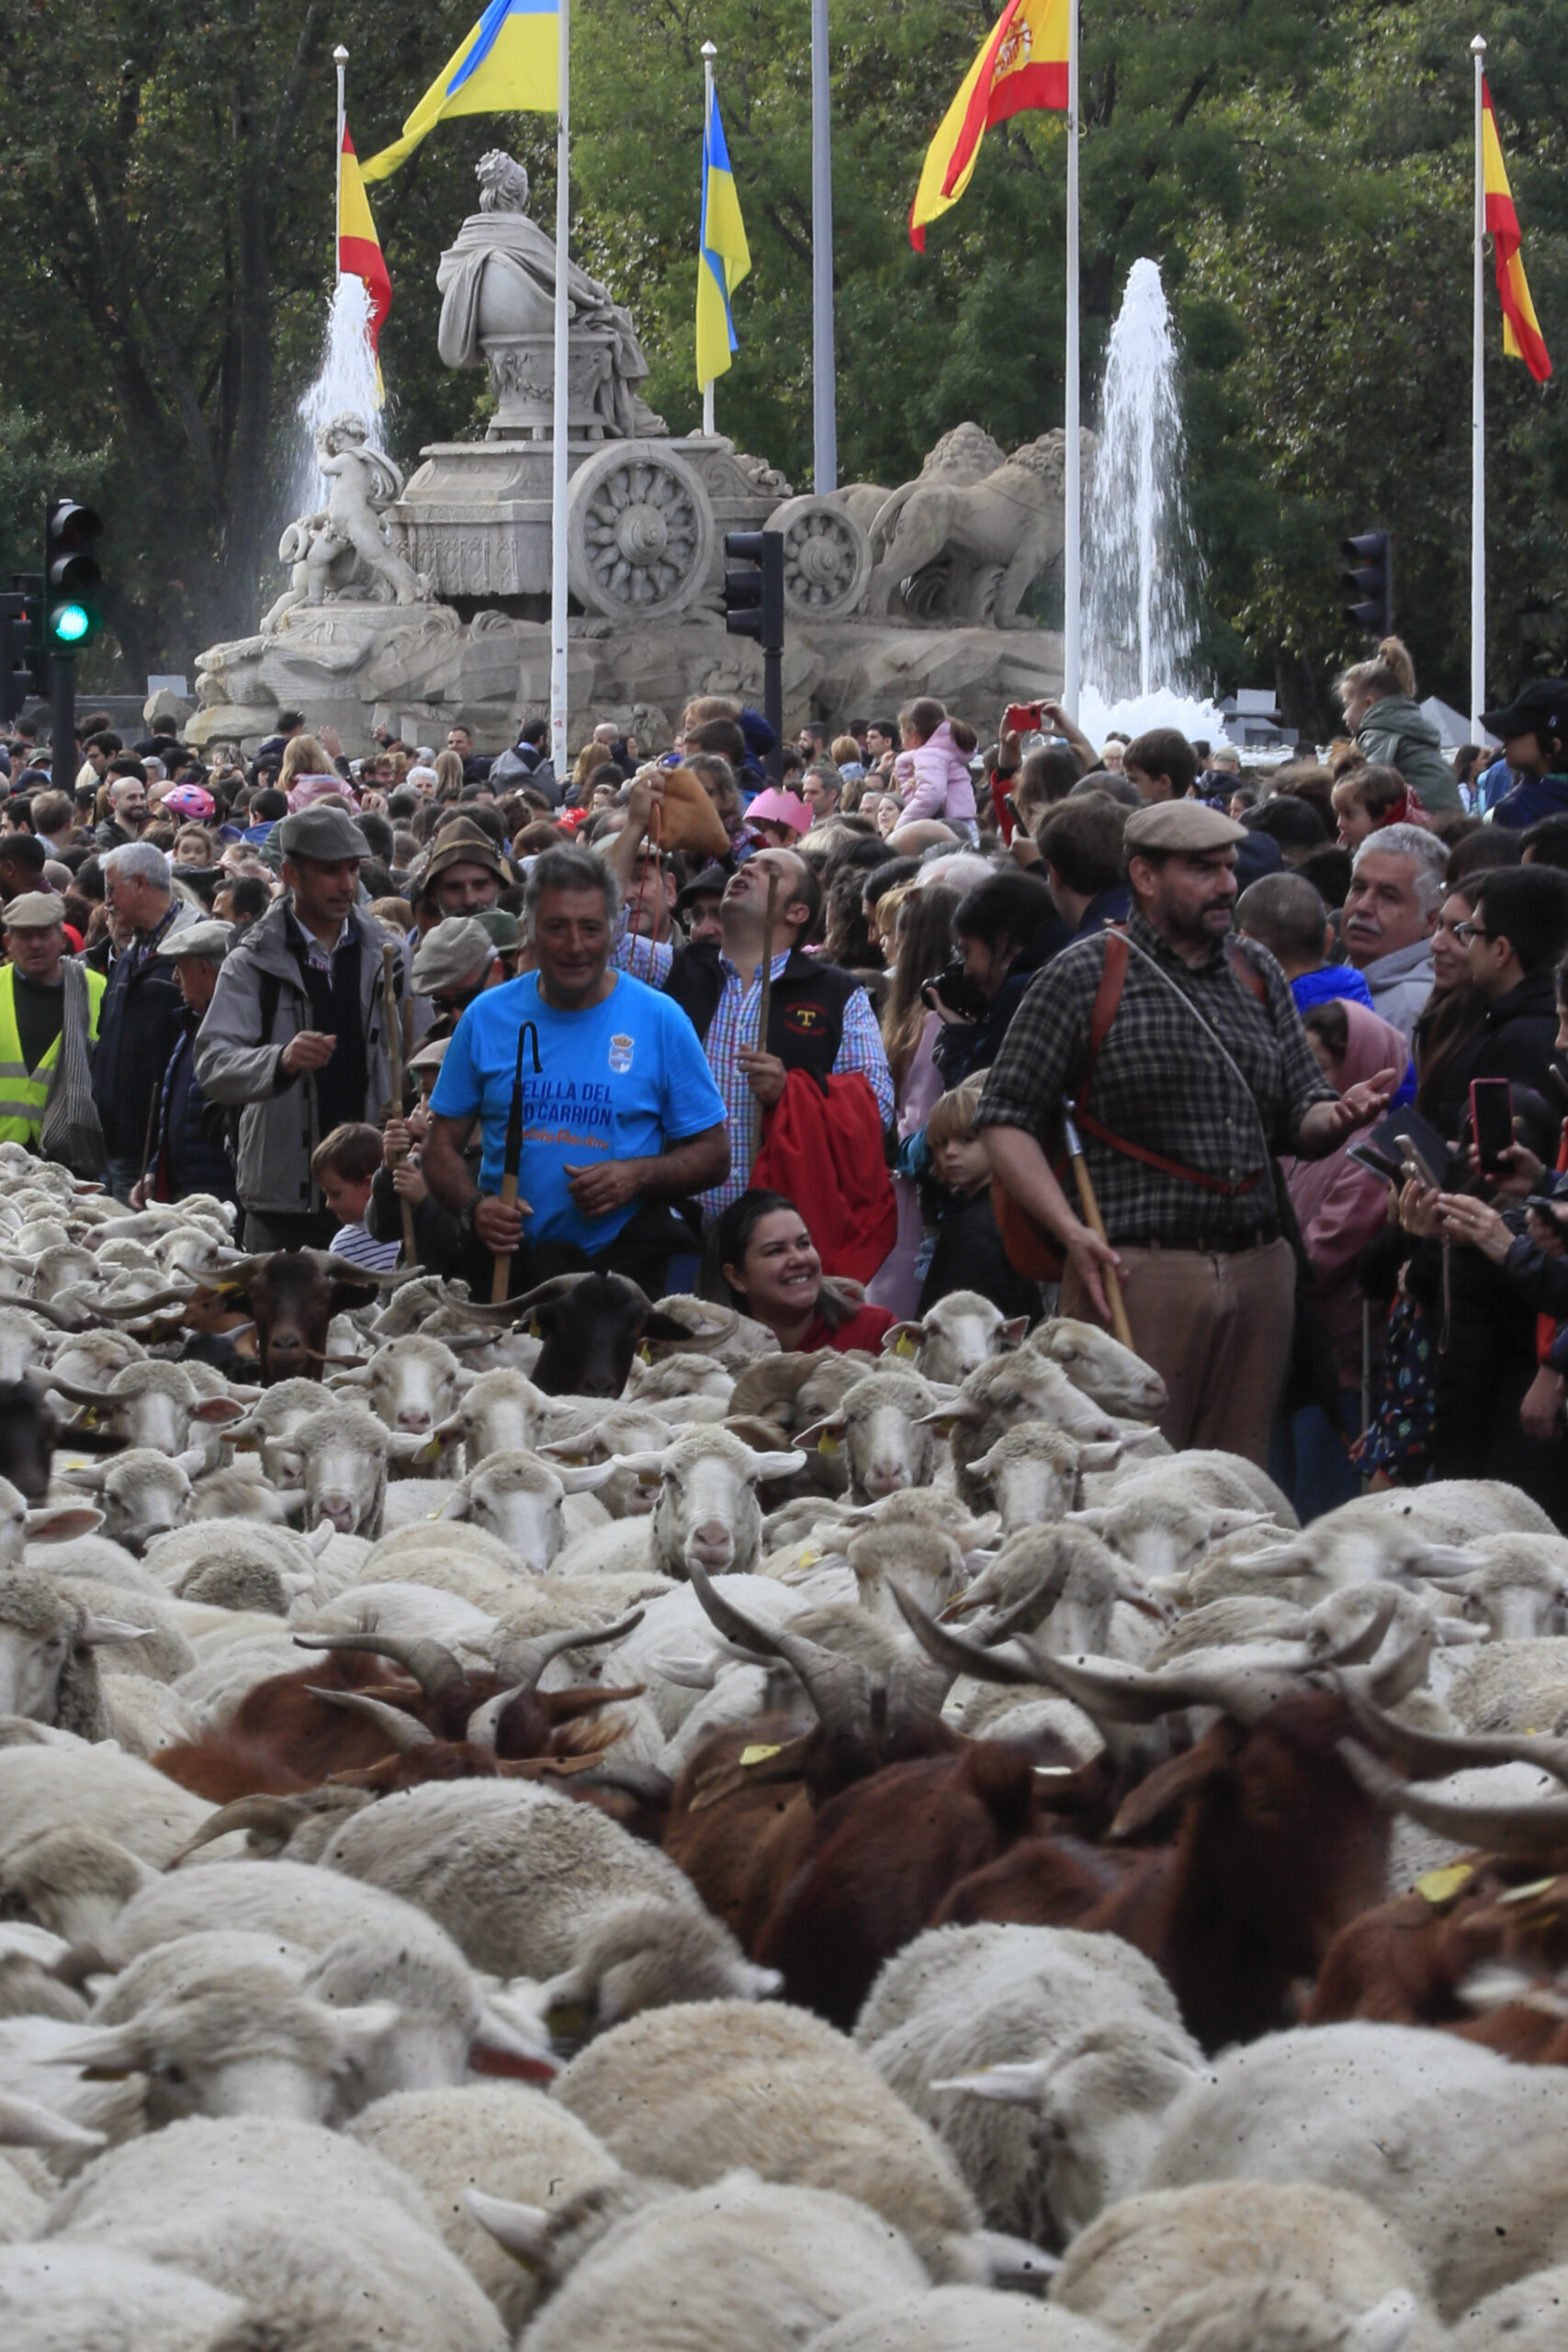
[879,1321,924,1360]
[1347,2291,1417,2352]
[327,2000,401,2068]
[24,1504,103,1544]
[641,1309,699,1345]
[931,2060,1050,2108]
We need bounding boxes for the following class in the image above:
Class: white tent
[1422,695,1495,751]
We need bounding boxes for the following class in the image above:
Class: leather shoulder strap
[1077,930,1129,1106]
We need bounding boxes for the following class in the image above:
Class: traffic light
[43,498,105,657]
[0,593,34,723]
[723,529,784,650]
[1341,528,1393,639]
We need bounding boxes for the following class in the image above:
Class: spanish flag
[910,0,1069,254]
[1482,78,1551,383]
[361,0,558,183]
[696,90,751,390]
[338,128,392,359]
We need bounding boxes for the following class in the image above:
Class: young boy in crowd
[918,1075,1040,1323]
[312,1122,401,1271]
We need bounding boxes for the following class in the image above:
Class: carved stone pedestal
[483,332,617,439]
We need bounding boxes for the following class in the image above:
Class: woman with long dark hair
[706,1191,896,1353]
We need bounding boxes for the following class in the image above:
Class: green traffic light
[51,603,91,646]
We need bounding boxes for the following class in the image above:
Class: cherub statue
[306,413,426,607]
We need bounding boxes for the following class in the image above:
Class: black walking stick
[491,1020,541,1304]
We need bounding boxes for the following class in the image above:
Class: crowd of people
[6,632,1568,1522]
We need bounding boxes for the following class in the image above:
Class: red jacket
[753,1067,897,1286]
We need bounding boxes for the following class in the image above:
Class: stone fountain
[192,153,1080,753]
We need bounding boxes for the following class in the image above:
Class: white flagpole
[1470,32,1487,742]
[1061,0,1080,719]
[810,0,837,489]
[333,45,348,281]
[702,40,716,436]
[549,0,571,777]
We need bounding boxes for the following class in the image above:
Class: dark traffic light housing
[44,499,105,656]
[724,528,784,650]
[1341,528,1393,639]
[0,591,35,722]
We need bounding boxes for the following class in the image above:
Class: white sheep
[554,1426,803,1582]
[0,1740,212,1874]
[1444,1636,1568,1733]
[42,2114,509,2352]
[220,1374,333,1487]
[944,1525,1168,1661]
[500,2169,930,2352]
[0,2243,246,2352]
[433,1363,552,1464]
[1449,2266,1568,2352]
[798,1367,941,1502]
[806,2290,1122,2352]
[538,1405,682,1519]
[855,1922,1196,2247]
[331,1330,472,1440]
[141,1519,328,1613]
[964,1423,1122,1535]
[348,2083,623,2335]
[879,1291,1030,1385]
[432,1447,618,1567]
[1422,1530,1568,1641]
[1052,2181,1430,2352]
[288,1398,392,1537]
[552,1996,990,2282]
[1024,1317,1168,1419]
[934,1354,1134,1510]
[47,1359,247,1462]
[54,1446,206,1555]
[1134,2021,1568,2322]
[1222,1480,1554,1593]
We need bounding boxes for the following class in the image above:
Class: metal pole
[810,0,837,491]
[50,650,75,819]
[333,46,348,281]
[1061,0,1081,719]
[1470,34,1487,741]
[702,40,716,437]
[548,0,571,778]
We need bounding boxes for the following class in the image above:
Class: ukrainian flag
[696,89,750,390]
[362,0,558,183]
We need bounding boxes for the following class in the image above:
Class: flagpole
[333,45,348,283]
[1470,32,1487,741]
[549,0,571,778]
[810,0,837,489]
[1061,0,1080,719]
[702,40,717,437]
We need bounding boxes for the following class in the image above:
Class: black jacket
[92,910,197,1163]
[919,1188,1041,1323]
[1435,970,1562,1136]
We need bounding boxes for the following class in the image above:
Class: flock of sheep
[3,1141,1568,2350]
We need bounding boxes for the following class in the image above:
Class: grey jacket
[192,898,409,1216]
[1359,938,1435,1046]
[1355,695,1461,814]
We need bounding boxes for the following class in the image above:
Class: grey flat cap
[412,916,501,997]
[277,806,370,862]
[1,891,67,930]
[1122,801,1247,854]
[156,919,232,962]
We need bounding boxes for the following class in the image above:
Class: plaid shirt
[617,926,894,1215]
[978,908,1335,1247]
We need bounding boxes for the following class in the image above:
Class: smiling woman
[709,1190,897,1355]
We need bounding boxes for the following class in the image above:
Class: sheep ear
[650,1652,720,1690]
[56,1462,107,1491]
[469,2003,558,2082]
[1347,2291,1417,2352]
[327,2000,401,2068]
[795,1417,844,1455]
[76,1615,152,1647]
[975,2230,1059,2289]
[744,1448,808,1481]
[1000,1317,1031,1347]
[47,2020,148,2078]
[465,2188,554,2269]
[1077,1441,1123,1473]
[434,1490,471,1521]
[879,1321,924,1361]
[607,1449,671,1480]
[919,1398,982,1431]
[0,2088,106,2152]
[555,1461,617,1495]
[194,1396,247,1425]
[173,1445,207,1478]
[25,1504,104,1544]
[1224,1543,1308,1579]
[744,1962,784,1998]
[931,2060,1050,2107]
[307,1522,335,1556]
[1065,1508,1110,1532]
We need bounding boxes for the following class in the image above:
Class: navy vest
[662,944,857,1086]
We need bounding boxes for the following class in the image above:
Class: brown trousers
[1061,1237,1296,1465]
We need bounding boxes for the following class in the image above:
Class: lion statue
[863,425,1092,629]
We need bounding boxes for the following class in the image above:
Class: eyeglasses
[1452,921,1494,945]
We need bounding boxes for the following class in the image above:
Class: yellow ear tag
[894,1332,918,1358]
[740,1743,783,1768]
[637,1342,653,1364]
[1500,1875,1561,1905]
[527,1317,542,1340]
[796,1544,820,1568]
[817,1432,840,1456]
[417,1436,442,1464]
[78,1407,100,1429]
[1416,1863,1473,1905]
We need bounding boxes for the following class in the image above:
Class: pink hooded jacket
[1284,997,1410,1387]
[893,720,977,826]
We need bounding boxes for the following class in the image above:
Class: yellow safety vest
[0,961,107,1146]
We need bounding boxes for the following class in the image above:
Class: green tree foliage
[4,0,1562,719]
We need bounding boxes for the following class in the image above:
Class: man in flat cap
[0,892,106,1159]
[136,920,237,1206]
[412,916,503,1036]
[979,799,1398,1461]
[194,804,412,1250]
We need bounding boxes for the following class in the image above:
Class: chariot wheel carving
[767,495,872,619]
[567,444,714,619]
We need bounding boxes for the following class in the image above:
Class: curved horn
[165,1792,315,1867]
[311,1254,422,1288]
[41,1371,116,1408]
[687,1556,869,1739]
[466,1685,530,1750]
[1339,1738,1568,1857]
[491,1606,647,1693]
[95,1286,193,1318]
[890,1580,1042,1687]
[564,1758,675,1806]
[1336,1673,1568,1791]
[10,1295,89,1330]
[292,1630,468,1706]
[306,1686,436,1752]
[0,2089,107,2152]
[1313,1585,1402,1669]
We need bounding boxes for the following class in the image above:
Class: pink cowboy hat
[744,787,811,834]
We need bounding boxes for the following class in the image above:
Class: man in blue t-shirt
[423,844,728,1295]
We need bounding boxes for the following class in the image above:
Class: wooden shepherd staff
[750,870,782,1165]
[1063,1099,1134,1350]
[381,942,418,1267]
